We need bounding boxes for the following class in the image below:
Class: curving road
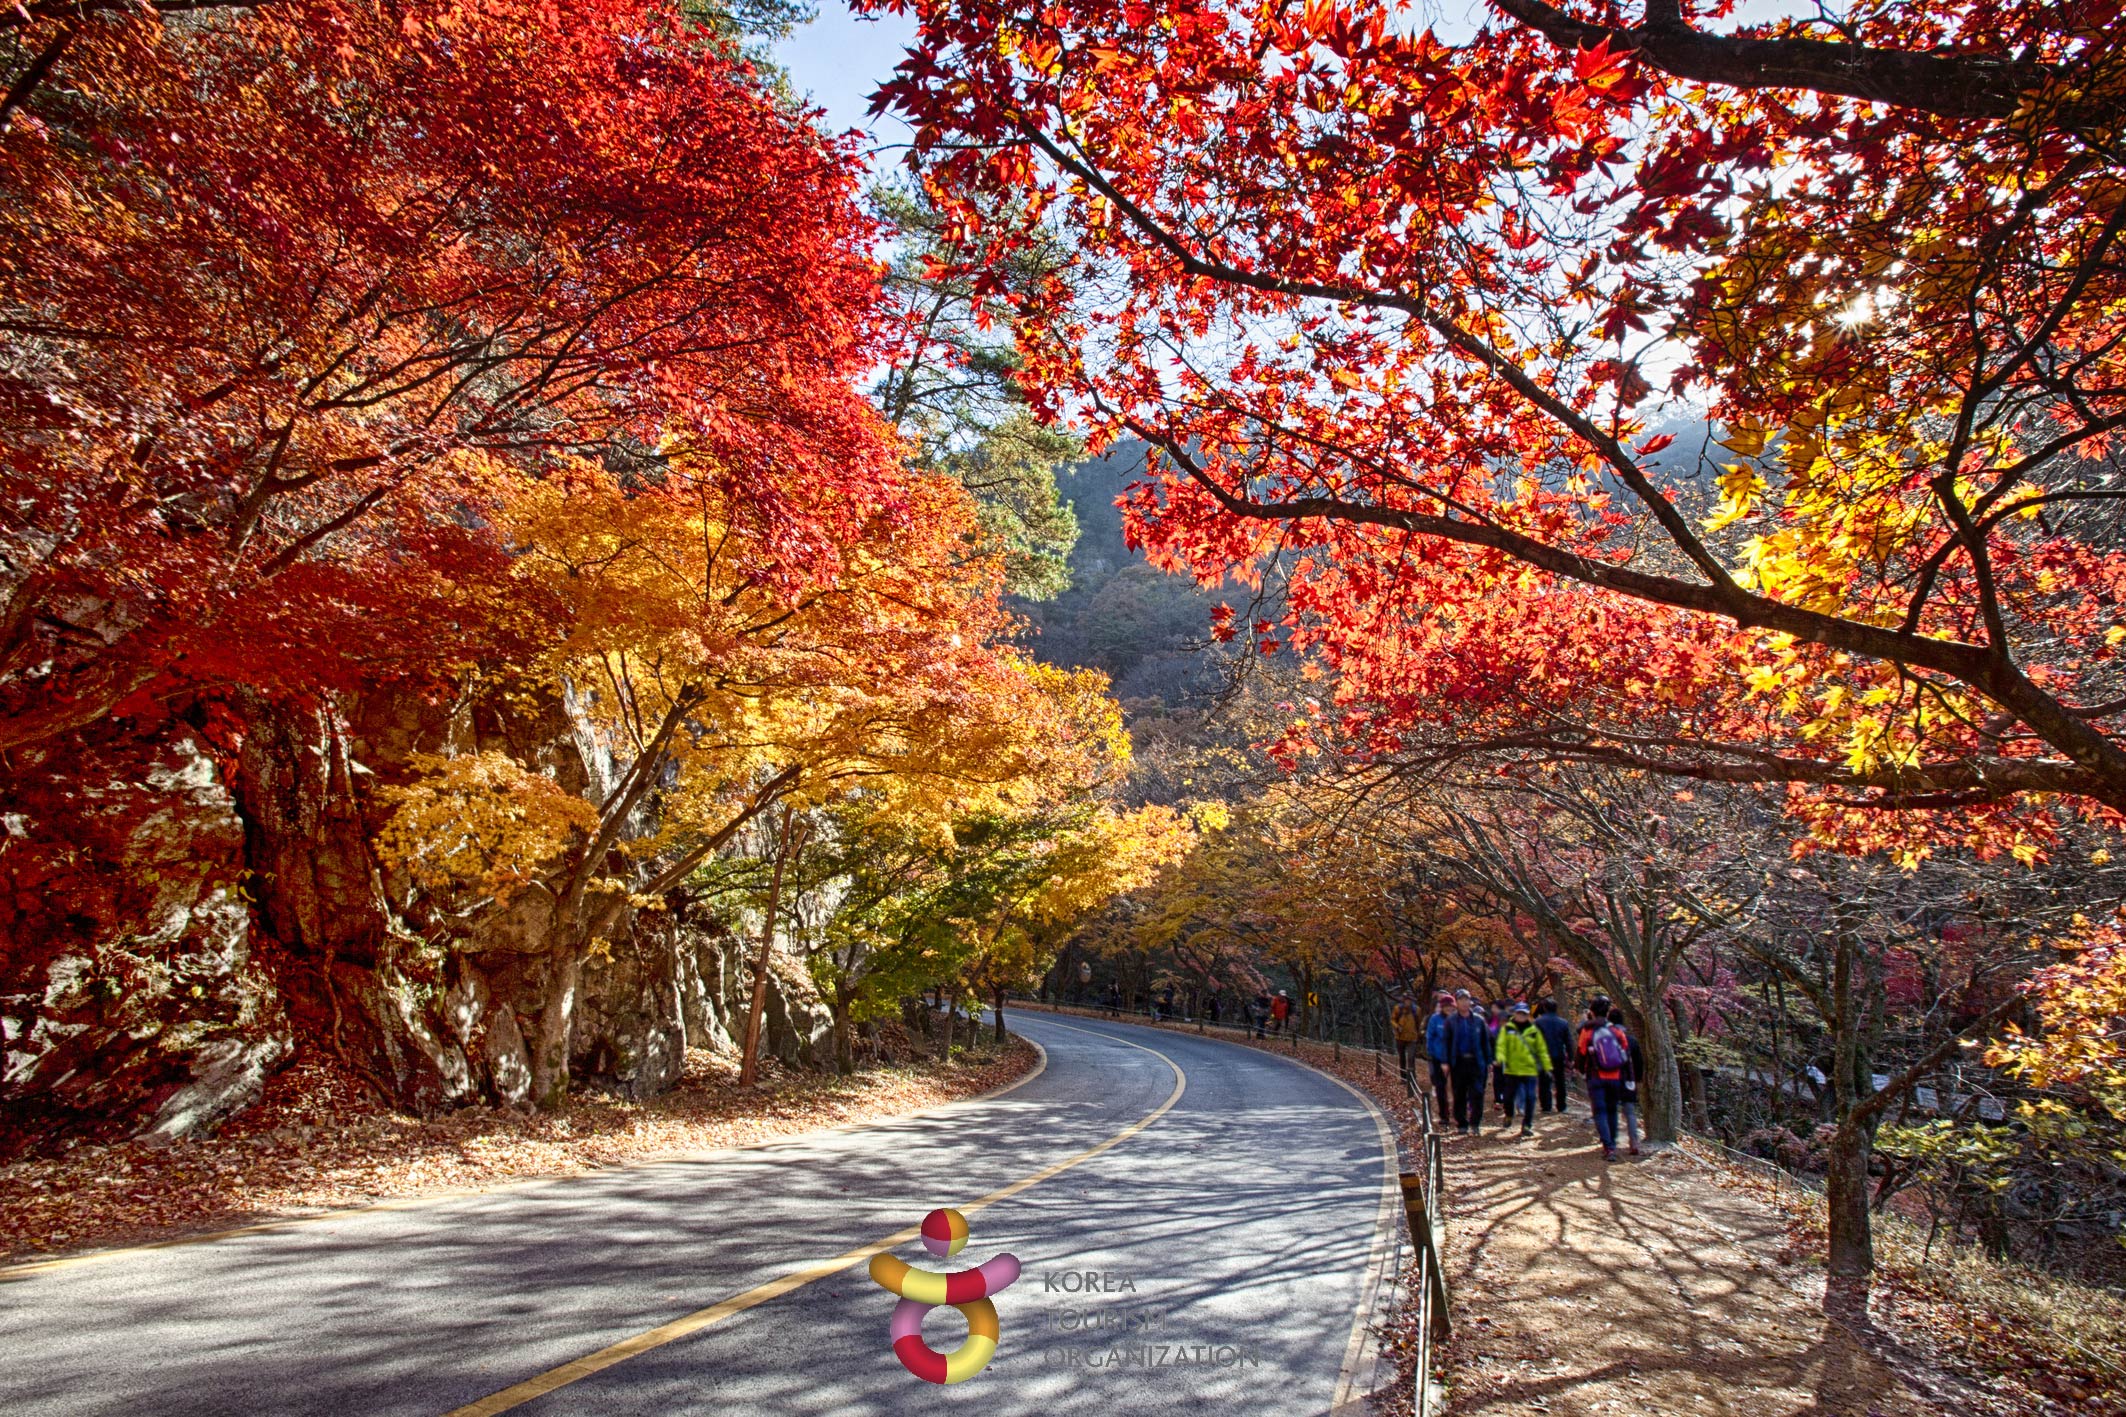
[0,1012,1400,1416]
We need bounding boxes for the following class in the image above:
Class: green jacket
[1495,1022,1552,1077]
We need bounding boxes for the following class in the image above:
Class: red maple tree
[0,0,900,754]
[866,0,2126,861]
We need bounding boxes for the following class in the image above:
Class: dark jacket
[1533,1013,1572,1068]
[1444,1013,1492,1068]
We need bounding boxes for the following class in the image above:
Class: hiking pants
[1589,1079,1621,1152]
[1428,1060,1452,1128]
[1510,1076,1538,1128]
[1620,1094,1642,1150]
[1540,1066,1570,1112]
[1450,1058,1486,1129]
[1396,1040,1418,1087]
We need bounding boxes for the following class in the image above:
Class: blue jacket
[1444,1013,1492,1068]
[1424,1011,1452,1064]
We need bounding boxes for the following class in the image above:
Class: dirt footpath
[1435,1110,1941,1417]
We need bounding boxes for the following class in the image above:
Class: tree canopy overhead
[866,0,2126,862]
[0,0,895,757]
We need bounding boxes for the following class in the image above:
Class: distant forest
[1012,442,1229,711]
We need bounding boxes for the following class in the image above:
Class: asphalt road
[0,1011,1400,1416]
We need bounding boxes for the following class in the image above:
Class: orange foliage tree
[379,461,1073,1104]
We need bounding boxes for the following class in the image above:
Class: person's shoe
[1628,1145,1643,1156]
[1603,1148,1617,1162]
[1519,1126,1533,1138]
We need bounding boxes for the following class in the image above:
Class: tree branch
[1490,0,2064,125]
[1848,991,2024,1128]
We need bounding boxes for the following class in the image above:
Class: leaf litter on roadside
[0,1036,1036,1266]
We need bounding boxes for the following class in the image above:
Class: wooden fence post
[1400,1173,1452,1336]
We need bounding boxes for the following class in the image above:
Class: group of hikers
[1098,980,1293,1036]
[1390,989,1646,1161]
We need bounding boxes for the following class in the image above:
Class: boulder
[574,916,692,1098]
[763,951,833,1068]
[0,720,291,1157]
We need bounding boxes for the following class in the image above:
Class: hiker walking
[1608,1007,1646,1156]
[1104,981,1122,1017]
[1445,991,1493,1135]
[1250,990,1271,1038]
[1269,989,1291,1035]
[1424,992,1454,1126]
[1575,995,1608,1137]
[1534,999,1573,1113]
[1390,993,1423,1087]
[1575,996,1609,1088]
[1494,1002,1551,1137]
[1584,1003,1633,1161]
[1487,1002,1515,1125]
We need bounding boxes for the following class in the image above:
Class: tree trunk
[1633,996,1685,1144]
[1670,998,1712,1130]
[1824,1118,1875,1310]
[738,806,797,1088]
[529,951,580,1110]
[1683,1058,1712,1132]
[1771,975,1788,1123]
[992,984,1007,1043]
[1823,923,1875,1313]
[831,993,855,1075]
[941,998,955,1059]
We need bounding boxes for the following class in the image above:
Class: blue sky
[774,2,920,160]
[773,0,1811,149]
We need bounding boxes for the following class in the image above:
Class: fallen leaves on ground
[1687,1139,2126,1417]
[1432,1128,1943,1417]
[0,1035,1035,1267]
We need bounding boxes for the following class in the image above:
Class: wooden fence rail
[1400,1075,1450,1417]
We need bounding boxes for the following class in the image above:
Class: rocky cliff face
[0,687,832,1160]
[0,711,290,1157]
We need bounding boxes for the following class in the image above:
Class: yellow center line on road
[442,1019,1186,1417]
